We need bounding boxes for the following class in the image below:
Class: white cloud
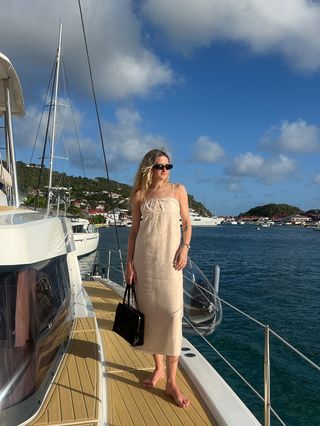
[59,108,168,173]
[0,0,175,101]
[225,180,242,193]
[261,120,320,153]
[312,174,320,184]
[192,136,225,163]
[142,0,320,72]
[225,152,264,177]
[14,107,43,150]
[102,108,168,169]
[225,152,296,184]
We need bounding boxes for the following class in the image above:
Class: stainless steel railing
[190,285,320,426]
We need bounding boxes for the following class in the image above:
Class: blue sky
[1,0,320,215]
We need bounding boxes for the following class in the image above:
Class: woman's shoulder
[132,189,143,205]
[172,183,187,194]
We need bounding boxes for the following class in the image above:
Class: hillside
[16,161,212,216]
[241,203,303,218]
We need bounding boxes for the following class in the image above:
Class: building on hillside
[282,214,311,225]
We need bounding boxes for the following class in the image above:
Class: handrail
[197,285,320,373]
[92,248,319,426]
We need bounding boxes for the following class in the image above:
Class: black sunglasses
[153,163,173,171]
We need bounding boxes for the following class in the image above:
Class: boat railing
[91,248,126,285]
[90,249,320,426]
[186,286,320,426]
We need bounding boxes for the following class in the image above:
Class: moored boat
[189,209,224,226]
[70,217,100,257]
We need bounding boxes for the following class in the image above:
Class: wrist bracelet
[182,243,190,249]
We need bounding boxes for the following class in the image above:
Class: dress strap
[171,183,175,197]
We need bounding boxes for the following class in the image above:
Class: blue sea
[79,225,320,426]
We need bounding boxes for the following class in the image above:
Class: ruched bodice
[133,193,183,356]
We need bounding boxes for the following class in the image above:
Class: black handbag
[112,284,144,347]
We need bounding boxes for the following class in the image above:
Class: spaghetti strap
[171,183,175,197]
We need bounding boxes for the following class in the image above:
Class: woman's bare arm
[125,191,141,283]
[174,184,192,270]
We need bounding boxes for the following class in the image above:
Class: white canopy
[0,52,25,116]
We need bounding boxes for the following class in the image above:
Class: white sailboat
[0,50,91,425]
[36,25,99,259]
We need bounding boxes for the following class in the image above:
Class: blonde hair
[131,149,170,202]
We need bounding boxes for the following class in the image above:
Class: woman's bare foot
[165,383,190,408]
[143,369,165,388]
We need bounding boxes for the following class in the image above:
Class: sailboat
[0,50,92,425]
[34,24,99,258]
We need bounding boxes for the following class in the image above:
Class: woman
[125,149,192,408]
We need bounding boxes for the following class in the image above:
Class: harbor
[1,2,320,425]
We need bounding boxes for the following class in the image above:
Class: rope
[78,0,123,273]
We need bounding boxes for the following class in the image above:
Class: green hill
[16,161,211,216]
[242,203,303,218]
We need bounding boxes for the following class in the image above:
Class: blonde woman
[125,149,192,408]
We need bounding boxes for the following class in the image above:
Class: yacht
[70,217,100,257]
[189,209,224,226]
[0,50,90,426]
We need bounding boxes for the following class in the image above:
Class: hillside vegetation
[242,203,303,218]
[16,161,212,216]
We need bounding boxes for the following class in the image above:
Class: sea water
[79,225,320,426]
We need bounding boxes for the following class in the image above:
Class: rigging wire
[34,56,58,210]
[62,56,86,178]
[25,57,56,208]
[78,0,124,281]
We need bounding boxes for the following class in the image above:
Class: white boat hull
[73,232,99,257]
[190,217,224,226]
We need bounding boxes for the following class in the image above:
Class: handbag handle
[123,283,138,308]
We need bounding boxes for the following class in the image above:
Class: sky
[1,0,320,216]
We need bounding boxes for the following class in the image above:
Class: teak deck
[29,280,216,425]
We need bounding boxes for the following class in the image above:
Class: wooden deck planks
[29,281,216,425]
[84,280,216,426]
[29,317,100,426]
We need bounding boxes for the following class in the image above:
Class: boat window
[0,255,71,411]
[72,224,84,233]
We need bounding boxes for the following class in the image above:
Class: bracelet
[182,243,190,249]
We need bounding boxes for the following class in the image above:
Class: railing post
[118,248,126,286]
[264,325,271,426]
[107,250,111,280]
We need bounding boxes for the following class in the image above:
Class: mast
[3,80,19,207]
[46,22,62,215]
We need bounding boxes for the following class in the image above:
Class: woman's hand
[173,246,189,271]
[125,262,136,285]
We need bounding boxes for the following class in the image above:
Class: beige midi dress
[133,188,183,356]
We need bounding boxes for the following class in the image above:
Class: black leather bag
[112,284,144,347]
